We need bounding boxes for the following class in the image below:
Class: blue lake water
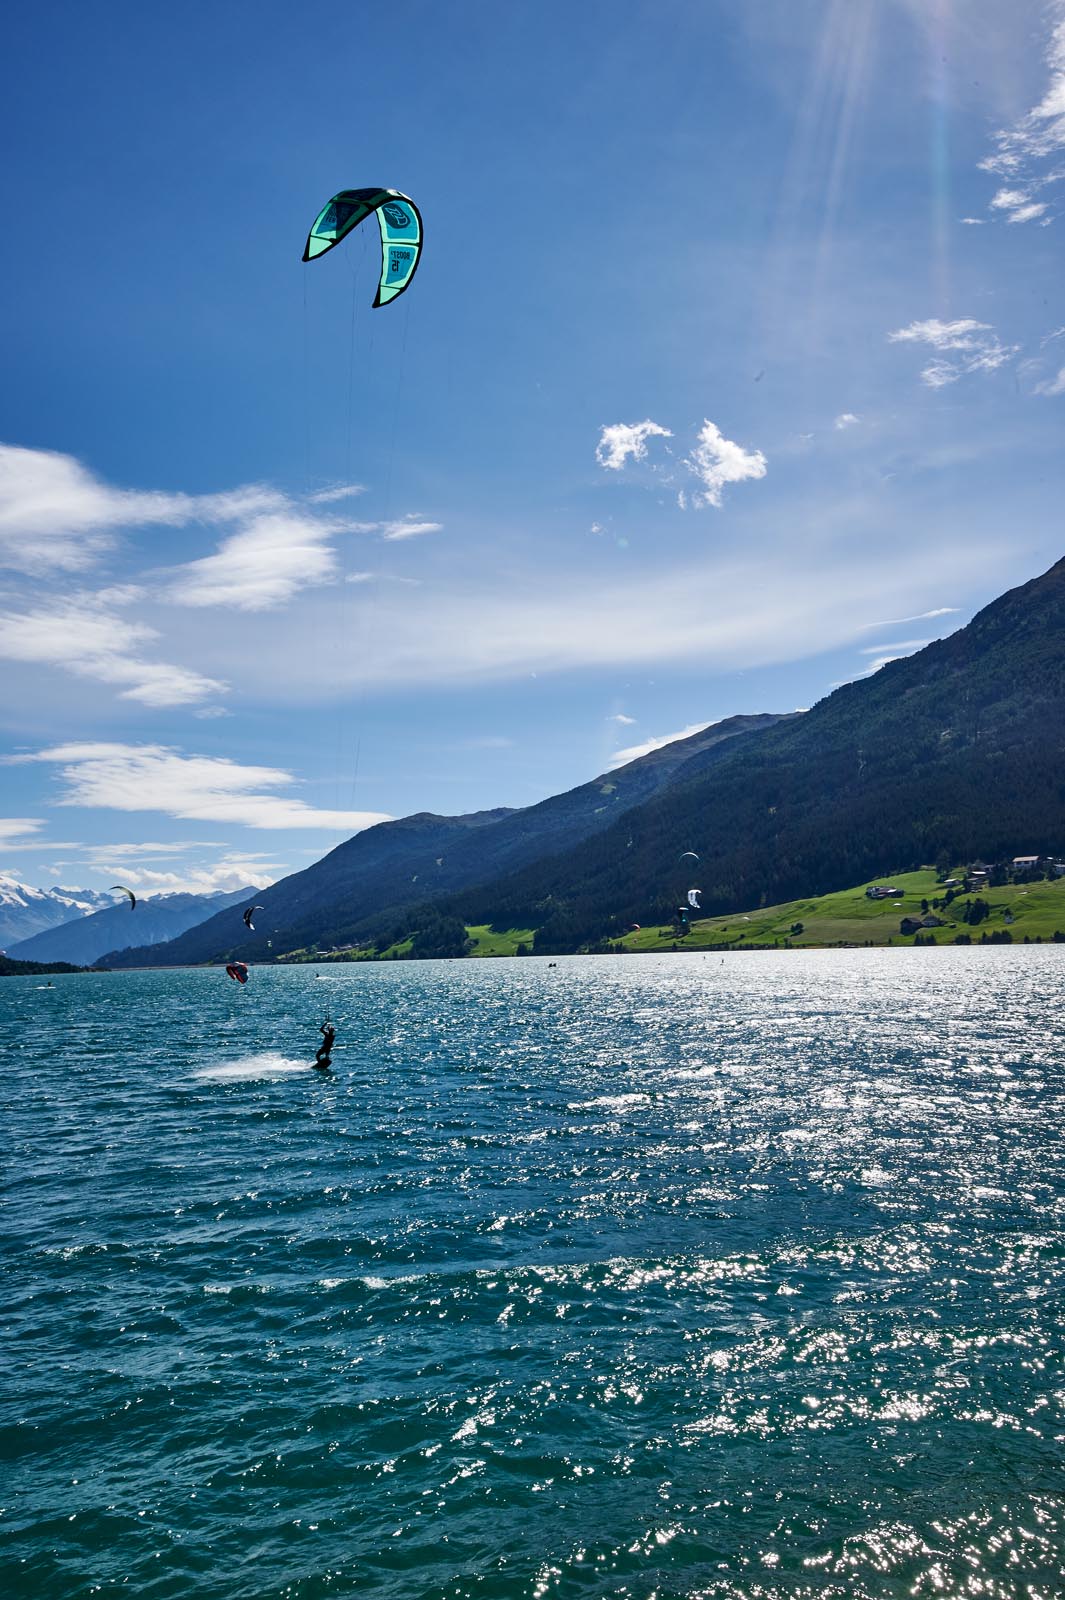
[2,950,1063,1599]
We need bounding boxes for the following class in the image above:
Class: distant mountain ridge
[104,554,1065,966]
[105,714,791,967]
[10,886,259,967]
[0,877,114,950]
[439,554,1065,949]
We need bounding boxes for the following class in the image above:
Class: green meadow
[615,871,1065,952]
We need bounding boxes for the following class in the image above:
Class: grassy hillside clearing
[466,924,537,956]
[617,871,1065,951]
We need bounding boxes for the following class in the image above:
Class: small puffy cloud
[590,522,605,535]
[380,517,443,541]
[0,598,225,706]
[959,216,984,225]
[683,419,767,509]
[610,721,714,767]
[595,420,672,471]
[834,412,861,430]
[608,713,636,725]
[18,743,393,832]
[887,318,1018,387]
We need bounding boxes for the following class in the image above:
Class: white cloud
[683,419,767,509]
[0,443,411,614]
[959,216,984,225]
[888,318,991,351]
[164,509,350,610]
[380,517,443,541]
[0,443,278,574]
[978,6,1065,217]
[93,855,278,896]
[887,318,1019,386]
[306,483,365,504]
[0,598,225,706]
[1034,364,1065,396]
[989,186,1042,221]
[1004,200,1049,224]
[834,412,861,430]
[608,713,636,725]
[595,420,672,471]
[610,722,715,767]
[0,818,44,845]
[19,743,392,832]
[218,519,992,699]
[860,606,958,630]
[590,522,605,535]
[858,638,930,655]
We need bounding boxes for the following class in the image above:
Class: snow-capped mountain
[0,876,116,950]
[9,887,256,966]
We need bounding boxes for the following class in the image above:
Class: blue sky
[1,0,1063,896]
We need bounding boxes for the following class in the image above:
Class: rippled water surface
[2,951,1064,1599]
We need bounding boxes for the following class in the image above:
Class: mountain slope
[106,714,790,967]
[9,887,257,966]
[442,556,1065,949]
[0,878,114,950]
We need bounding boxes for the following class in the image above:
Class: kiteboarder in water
[315,1020,336,1071]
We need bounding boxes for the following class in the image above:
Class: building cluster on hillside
[963,854,1065,890]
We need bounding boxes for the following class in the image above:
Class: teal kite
[302,188,422,307]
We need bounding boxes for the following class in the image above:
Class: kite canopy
[687,889,702,910]
[242,905,264,931]
[302,188,422,307]
[226,962,249,985]
[679,851,700,864]
[111,884,136,910]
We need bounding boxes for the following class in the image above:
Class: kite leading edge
[302,187,422,307]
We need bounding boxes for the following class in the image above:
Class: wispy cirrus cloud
[860,606,958,630]
[15,743,392,832]
[0,443,278,575]
[380,516,443,541]
[887,318,1019,387]
[595,420,672,471]
[1034,365,1065,397]
[87,853,278,896]
[164,509,357,610]
[978,3,1065,222]
[609,721,715,767]
[0,597,226,706]
[0,443,440,612]
[858,638,931,656]
[306,483,366,504]
[0,818,44,845]
[607,713,636,725]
